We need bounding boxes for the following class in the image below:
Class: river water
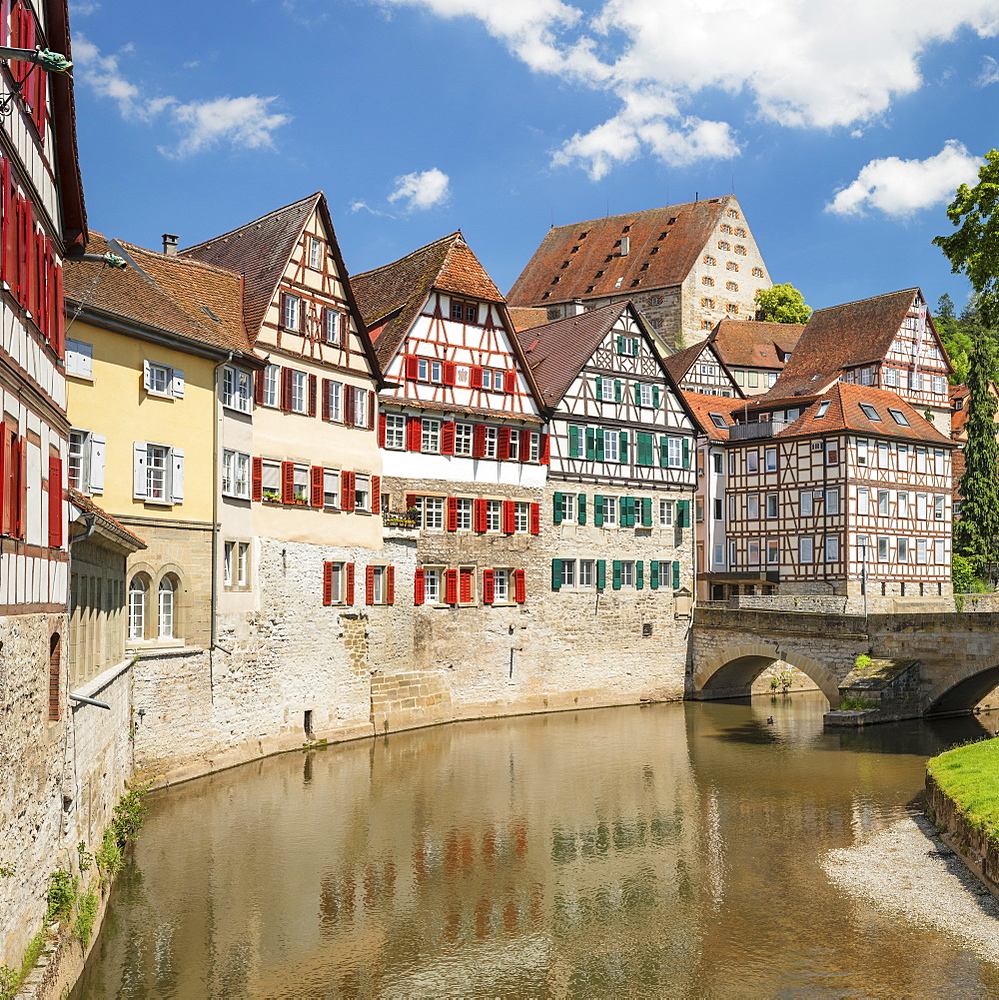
[73,694,999,998]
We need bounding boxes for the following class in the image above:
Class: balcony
[728,419,790,441]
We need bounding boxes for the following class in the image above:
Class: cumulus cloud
[73,35,290,157]
[387,168,451,211]
[374,0,999,177]
[825,141,982,217]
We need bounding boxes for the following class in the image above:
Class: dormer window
[888,408,909,426]
[450,300,478,323]
[859,402,882,421]
[815,401,831,419]
[309,237,323,269]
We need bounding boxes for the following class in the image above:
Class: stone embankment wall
[925,774,999,897]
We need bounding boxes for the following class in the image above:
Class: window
[484,427,498,459]
[909,370,923,391]
[916,493,928,520]
[746,451,759,473]
[726,304,738,314]
[325,380,342,422]
[559,493,577,523]
[713,497,723,521]
[456,498,473,531]
[237,542,249,587]
[640,383,654,407]
[729,541,737,568]
[224,541,234,587]
[650,295,662,305]
[579,560,594,587]
[747,540,760,565]
[493,569,510,603]
[826,489,839,515]
[718,241,730,251]
[324,308,341,345]
[917,538,928,564]
[323,469,339,508]
[765,448,777,472]
[602,495,618,526]
[261,460,280,502]
[703,255,715,265]
[859,402,881,422]
[326,562,346,604]
[450,300,479,323]
[898,537,909,563]
[825,440,839,465]
[765,493,778,518]
[877,441,889,468]
[877,537,889,562]
[702,276,715,286]
[857,439,868,465]
[875,488,890,516]
[282,293,300,331]
[65,338,93,379]
[157,577,176,638]
[128,577,146,640]
[935,539,946,565]
[735,245,747,256]
[933,374,946,395]
[888,408,909,426]
[934,495,945,520]
[423,497,445,530]
[767,539,779,565]
[354,387,368,427]
[143,361,183,399]
[291,370,307,413]
[898,492,909,518]
[858,488,869,516]
[726,281,738,291]
[514,502,530,533]
[748,494,760,519]
[454,423,473,456]
[702,298,715,308]
[222,450,250,499]
[916,448,927,474]
[221,367,251,413]
[667,437,682,468]
[751,267,763,277]
[422,418,441,453]
[369,566,390,605]
[825,536,840,562]
[659,499,674,526]
[486,500,502,532]
[560,560,576,588]
[605,430,620,463]
[424,567,442,604]
[617,336,639,356]
[799,491,812,516]
[309,237,323,269]
[620,561,635,587]
[146,444,170,502]
[353,474,370,512]
[799,537,814,564]
[418,358,443,383]
[263,365,280,407]
[696,498,704,523]
[884,367,899,387]
[68,429,105,494]
[385,414,406,450]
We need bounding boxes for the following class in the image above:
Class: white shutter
[89,434,106,494]
[171,369,185,398]
[171,449,185,502]
[66,338,93,378]
[133,442,148,499]
[142,360,152,391]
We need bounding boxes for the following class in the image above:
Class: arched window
[128,576,146,640]
[158,577,175,638]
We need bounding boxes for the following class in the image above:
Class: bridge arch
[925,662,999,716]
[692,642,841,707]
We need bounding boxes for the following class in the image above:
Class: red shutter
[279,292,288,328]
[443,361,456,386]
[459,567,473,604]
[530,502,540,535]
[280,367,293,411]
[414,568,425,605]
[473,498,487,533]
[472,424,486,458]
[482,569,495,604]
[498,427,511,461]
[0,0,8,47]
[346,562,355,605]
[446,496,458,531]
[33,55,47,142]
[0,159,10,287]
[341,471,355,511]
[47,455,62,548]
[365,565,375,605]
[319,379,331,420]
[405,356,419,380]
[371,476,381,514]
[322,562,333,606]
[540,434,551,465]
[52,260,64,359]
[310,465,324,507]
[503,370,516,393]
[344,384,355,427]
[514,569,526,604]
[445,568,458,605]
[502,500,516,534]
[251,457,262,501]
[0,422,6,532]
[471,366,483,389]
[368,391,376,429]
[519,429,531,463]
[406,493,419,511]
[386,565,395,605]
[254,369,265,405]
[407,416,422,452]
[378,412,387,447]
[339,310,349,346]
[15,437,26,539]
[441,420,455,455]
[308,374,317,417]
[281,461,295,504]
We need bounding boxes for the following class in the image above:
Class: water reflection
[73,696,999,998]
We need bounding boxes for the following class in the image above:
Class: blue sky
[68,0,999,315]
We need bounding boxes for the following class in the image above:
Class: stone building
[507,196,772,351]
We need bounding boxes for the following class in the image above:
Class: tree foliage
[933,149,999,329]
[754,283,811,324]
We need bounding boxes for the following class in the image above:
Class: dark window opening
[304,710,314,738]
[640,263,649,271]
[649,247,659,255]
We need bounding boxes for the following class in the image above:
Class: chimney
[162,234,179,256]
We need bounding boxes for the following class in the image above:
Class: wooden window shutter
[0,422,7,533]
[634,383,642,406]
[321,379,332,420]
[322,562,333,605]
[341,471,355,511]
[279,292,288,328]
[459,567,472,604]
[595,375,602,400]
[682,438,690,469]
[551,559,562,591]
[502,500,516,534]
[441,420,456,455]
[346,562,355,605]
[365,565,375,605]
[53,260,65,359]
[540,434,550,465]
[672,560,681,589]
[443,361,456,386]
[344,384,355,427]
[472,424,486,458]
[47,455,62,548]
[482,569,495,604]
[498,427,511,461]
[577,494,586,525]
[642,497,652,526]
[406,493,420,511]
[569,426,580,459]
[407,416,422,451]
[473,498,488,532]
[281,461,295,503]
[619,431,628,464]
[378,412,387,447]
[254,369,266,405]
[368,391,375,429]
[339,310,349,346]
[678,499,690,527]
[650,560,660,590]
[612,560,622,590]
[414,568,426,605]
[503,370,516,393]
[0,159,11,288]
[371,476,381,514]
[405,356,419,380]
[308,375,318,417]
[514,569,526,604]
[16,437,26,539]
[519,429,531,463]
[386,565,395,605]
[552,491,563,524]
[471,365,483,389]
[280,367,293,411]
[310,465,324,507]
[653,385,661,408]
[446,496,458,531]
[530,502,540,535]
[584,427,594,460]
[595,429,605,462]
[659,436,668,467]
[251,458,263,501]
[636,561,644,590]
[596,559,606,590]
[594,495,604,526]
[614,380,622,403]
[444,568,458,605]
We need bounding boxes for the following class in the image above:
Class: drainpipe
[209,352,234,701]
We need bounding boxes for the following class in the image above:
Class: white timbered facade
[662,338,740,397]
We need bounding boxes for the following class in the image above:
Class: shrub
[75,891,98,946]
[45,870,77,923]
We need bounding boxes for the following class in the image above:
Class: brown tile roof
[953,448,966,503]
[351,232,504,370]
[64,233,253,357]
[768,288,928,398]
[681,391,746,441]
[710,318,803,369]
[69,489,145,550]
[662,339,715,383]
[950,384,969,440]
[507,196,733,307]
[508,306,550,332]
[180,193,319,341]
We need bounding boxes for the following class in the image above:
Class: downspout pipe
[210,352,233,660]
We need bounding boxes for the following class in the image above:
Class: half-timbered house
[710,318,803,395]
[661,337,741,397]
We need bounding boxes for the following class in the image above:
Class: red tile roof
[662,339,721,383]
[953,448,966,503]
[710,318,803,369]
[508,306,550,332]
[681,392,747,441]
[69,489,145,550]
[951,384,969,440]
[507,197,734,307]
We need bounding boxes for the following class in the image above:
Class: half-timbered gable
[662,338,740,397]
[769,288,952,434]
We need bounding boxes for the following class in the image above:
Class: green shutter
[659,436,668,467]
[672,560,681,589]
[612,560,622,590]
[614,380,622,403]
[569,426,580,459]
[595,376,602,400]
[552,559,562,591]
[577,494,586,524]
[637,433,653,466]
[585,426,595,460]
[620,431,628,464]
[553,491,563,524]
[594,495,604,526]
[634,383,642,405]
[636,561,644,590]
[653,385,661,408]
[596,559,606,589]
[678,499,690,527]
[616,336,624,354]
[650,560,660,590]
[631,338,639,355]
[682,437,690,469]
[642,497,652,526]
[596,430,605,461]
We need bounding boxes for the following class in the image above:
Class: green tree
[933,149,999,328]
[754,283,811,324]
[954,335,999,571]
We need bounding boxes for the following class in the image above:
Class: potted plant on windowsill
[262,489,280,503]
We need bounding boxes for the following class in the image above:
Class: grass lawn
[927,737,999,839]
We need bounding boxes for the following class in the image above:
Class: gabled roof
[507,196,734,307]
[69,489,145,551]
[662,339,722,384]
[681,392,746,442]
[508,306,549,332]
[710,318,803,369]
[768,288,936,398]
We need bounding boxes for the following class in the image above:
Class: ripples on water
[72,694,999,998]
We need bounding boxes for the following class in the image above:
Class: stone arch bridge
[690,608,999,716]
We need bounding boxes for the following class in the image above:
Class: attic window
[614,239,622,247]
[658,232,668,240]
[888,408,909,426]
[201,305,220,322]
[622,225,631,233]
[640,263,649,271]
[542,292,550,300]
[815,401,831,419]
[604,255,614,263]
[615,277,623,288]
[630,279,640,287]
[550,276,561,285]
[571,246,579,253]
[710,413,727,428]
[560,261,570,268]
[595,270,605,278]
[859,402,882,421]
[578,231,589,239]
[585,285,595,293]
[668,217,677,225]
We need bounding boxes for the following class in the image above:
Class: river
[72,694,999,998]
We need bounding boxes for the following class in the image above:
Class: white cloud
[825,140,982,217]
[69,1,100,15]
[387,168,451,211]
[978,54,999,85]
[73,35,290,157]
[374,0,999,177]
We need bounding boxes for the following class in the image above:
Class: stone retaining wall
[925,774,999,898]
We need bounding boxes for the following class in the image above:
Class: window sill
[66,372,93,382]
[144,390,175,401]
[141,499,175,508]
[221,403,252,416]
